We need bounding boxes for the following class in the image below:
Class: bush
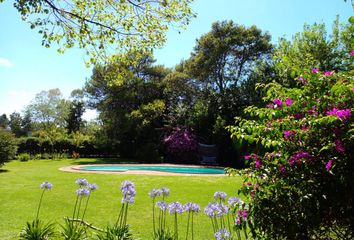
[162,127,198,164]
[0,128,18,166]
[228,68,354,239]
[17,153,31,162]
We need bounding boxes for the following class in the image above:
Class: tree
[5,0,195,64]
[25,88,70,132]
[9,112,23,137]
[187,20,273,94]
[273,17,354,86]
[66,89,85,134]
[0,128,18,166]
[85,54,169,158]
[0,114,9,129]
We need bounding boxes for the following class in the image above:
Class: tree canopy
[4,0,195,65]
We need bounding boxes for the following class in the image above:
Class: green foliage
[0,128,18,165]
[228,68,354,239]
[13,0,195,65]
[96,225,133,240]
[187,20,273,92]
[61,218,87,240]
[273,17,354,86]
[17,153,31,162]
[0,113,9,129]
[85,54,168,159]
[19,219,56,240]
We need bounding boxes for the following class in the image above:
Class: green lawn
[0,158,242,239]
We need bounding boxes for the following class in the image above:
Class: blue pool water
[79,165,225,174]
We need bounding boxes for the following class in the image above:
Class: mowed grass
[0,158,242,239]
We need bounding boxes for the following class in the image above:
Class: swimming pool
[77,165,225,175]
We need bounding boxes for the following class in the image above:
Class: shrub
[0,128,18,166]
[163,127,198,163]
[17,153,31,162]
[228,68,354,239]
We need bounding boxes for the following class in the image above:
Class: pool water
[79,165,225,174]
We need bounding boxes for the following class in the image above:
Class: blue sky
[0,0,352,119]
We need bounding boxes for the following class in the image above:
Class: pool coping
[59,163,227,176]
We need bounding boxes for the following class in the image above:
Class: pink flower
[350,50,354,56]
[283,130,295,140]
[311,68,319,73]
[326,160,333,171]
[236,218,241,225]
[272,99,283,107]
[244,155,251,160]
[279,165,286,175]
[326,108,352,120]
[250,190,255,198]
[351,88,354,91]
[335,139,345,153]
[255,158,261,169]
[323,71,334,76]
[285,98,293,106]
[242,210,248,219]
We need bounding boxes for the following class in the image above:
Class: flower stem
[35,189,45,220]
[185,211,190,240]
[81,194,91,221]
[152,199,156,234]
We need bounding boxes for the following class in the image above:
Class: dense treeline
[0,18,352,166]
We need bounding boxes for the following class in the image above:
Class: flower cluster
[163,127,198,154]
[40,181,53,190]
[214,228,231,240]
[121,180,136,204]
[326,107,352,120]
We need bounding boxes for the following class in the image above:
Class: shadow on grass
[73,158,139,165]
[0,169,9,173]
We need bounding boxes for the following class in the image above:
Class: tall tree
[0,114,9,129]
[9,112,23,137]
[273,17,354,85]
[66,89,85,134]
[3,0,195,64]
[25,88,70,132]
[187,20,273,94]
[85,54,169,158]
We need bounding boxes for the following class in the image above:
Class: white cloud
[0,57,14,68]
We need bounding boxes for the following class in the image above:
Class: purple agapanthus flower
[40,181,53,190]
[88,183,98,191]
[160,187,170,197]
[184,202,200,213]
[75,178,88,187]
[227,196,242,206]
[156,201,168,211]
[122,194,135,204]
[204,203,229,218]
[148,189,162,198]
[168,202,183,214]
[214,229,231,240]
[214,191,227,201]
[76,188,90,197]
[120,180,136,197]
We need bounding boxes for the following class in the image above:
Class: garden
[1,0,354,239]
